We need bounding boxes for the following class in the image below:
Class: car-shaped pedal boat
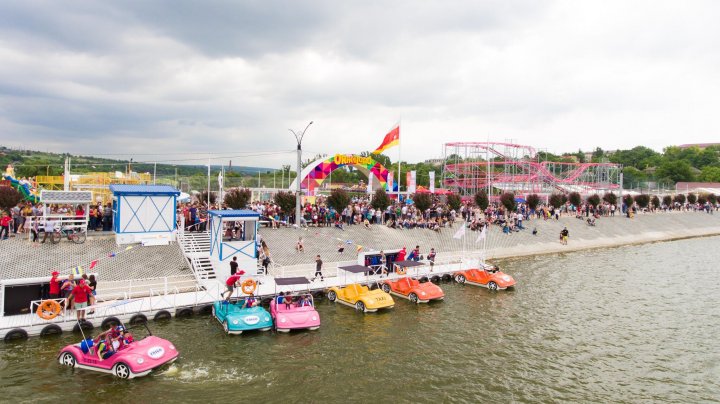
[57,323,178,379]
[270,277,321,332]
[328,264,394,313]
[454,265,516,291]
[381,277,444,303]
[327,283,394,312]
[212,299,273,334]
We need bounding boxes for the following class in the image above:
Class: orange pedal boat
[381,277,444,303]
[454,265,516,291]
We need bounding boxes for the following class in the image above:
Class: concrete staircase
[176,232,217,283]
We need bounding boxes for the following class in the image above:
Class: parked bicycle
[50,226,87,244]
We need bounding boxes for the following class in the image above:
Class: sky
[1,0,719,168]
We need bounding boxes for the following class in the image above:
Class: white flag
[453,224,466,239]
[387,172,394,193]
[429,171,435,194]
[476,226,487,243]
[367,172,374,194]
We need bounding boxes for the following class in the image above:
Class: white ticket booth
[109,184,180,245]
[208,210,259,281]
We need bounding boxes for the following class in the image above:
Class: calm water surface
[1,236,719,403]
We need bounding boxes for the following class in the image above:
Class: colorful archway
[289,154,391,193]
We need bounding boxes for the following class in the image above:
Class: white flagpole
[484,134,490,259]
[398,121,402,201]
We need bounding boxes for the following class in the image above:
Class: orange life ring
[241,279,257,295]
[395,266,407,275]
[37,300,62,320]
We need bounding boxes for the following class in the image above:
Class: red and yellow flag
[371,124,400,154]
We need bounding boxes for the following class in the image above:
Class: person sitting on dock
[427,248,436,270]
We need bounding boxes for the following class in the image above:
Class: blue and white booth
[109,184,180,245]
[208,210,259,280]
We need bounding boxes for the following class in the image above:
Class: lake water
[1,236,719,403]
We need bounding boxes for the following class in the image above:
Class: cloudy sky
[1,1,719,168]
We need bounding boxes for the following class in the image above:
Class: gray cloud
[1,0,720,168]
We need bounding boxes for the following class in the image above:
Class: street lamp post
[290,121,313,226]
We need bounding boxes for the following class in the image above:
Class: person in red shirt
[397,247,407,262]
[49,271,61,299]
[0,211,11,239]
[71,279,92,321]
[223,270,245,301]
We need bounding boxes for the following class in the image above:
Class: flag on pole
[89,260,98,270]
[387,172,394,192]
[429,171,435,194]
[367,172,374,194]
[453,225,466,239]
[476,226,487,243]
[371,124,400,154]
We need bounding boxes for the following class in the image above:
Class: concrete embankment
[262,211,720,266]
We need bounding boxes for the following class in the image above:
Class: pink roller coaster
[442,142,622,196]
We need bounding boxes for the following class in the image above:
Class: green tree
[0,186,22,213]
[587,194,601,208]
[526,194,540,211]
[674,194,686,204]
[622,167,648,188]
[697,195,707,205]
[327,189,351,212]
[687,193,697,204]
[603,192,618,206]
[549,193,564,209]
[623,194,634,207]
[274,191,296,215]
[446,193,462,211]
[699,166,720,182]
[662,195,672,206]
[197,190,217,205]
[634,194,650,208]
[568,192,582,207]
[413,193,433,212]
[655,160,694,184]
[708,194,717,204]
[223,188,251,209]
[474,191,489,210]
[651,195,660,208]
[499,192,516,212]
[371,188,391,211]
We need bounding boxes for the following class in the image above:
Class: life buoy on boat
[241,279,257,294]
[37,300,62,320]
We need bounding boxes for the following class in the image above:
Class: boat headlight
[280,318,287,323]
[312,316,317,321]
[137,358,144,364]
[232,320,239,325]
[264,317,270,322]
[169,345,175,350]
[421,292,426,296]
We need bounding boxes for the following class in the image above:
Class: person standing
[230,256,239,275]
[312,255,324,282]
[560,227,569,245]
[48,271,61,299]
[223,271,245,301]
[0,211,11,240]
[71,279,92,321]
[427,248,437,270]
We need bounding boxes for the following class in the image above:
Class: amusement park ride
[441,142,622,197]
